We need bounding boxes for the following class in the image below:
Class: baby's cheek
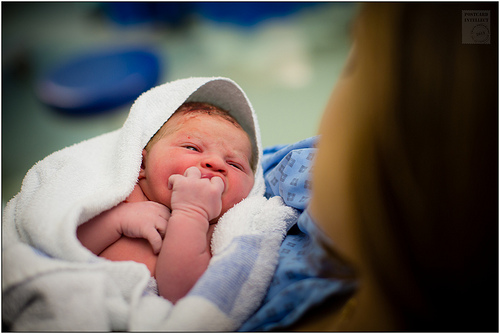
[166,193,173,211]
[158,188,173,211]
[221,175,254,213]
[222,193,246,215]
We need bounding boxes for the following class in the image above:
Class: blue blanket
[240,137,357,331]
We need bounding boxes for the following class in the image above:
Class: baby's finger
[160,207,171,221]
[184,166,201,178]
[145,229,163,254]
[155,219,168,238]
[151,202,171,220]
[168,174,182,190]
[211,176,225,193]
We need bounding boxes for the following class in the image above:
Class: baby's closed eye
[228,162,244,171]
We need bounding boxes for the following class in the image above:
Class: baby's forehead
[181,113,251,148]
[164,110,246,136]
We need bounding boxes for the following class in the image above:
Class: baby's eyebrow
[226,146,251,164]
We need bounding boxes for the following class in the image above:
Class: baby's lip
[200,172,214,179]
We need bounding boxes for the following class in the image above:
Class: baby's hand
[116,201,170,254]
[168,166,224,221]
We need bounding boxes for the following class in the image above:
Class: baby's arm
[156,167,224,304]
[77,201,170,255]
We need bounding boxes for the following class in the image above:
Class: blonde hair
[145,102,257,173]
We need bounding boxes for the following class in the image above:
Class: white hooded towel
[2,77,297,331]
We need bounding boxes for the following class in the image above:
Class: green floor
[2,2,357,207]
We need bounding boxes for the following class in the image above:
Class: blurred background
[2,2,357,207]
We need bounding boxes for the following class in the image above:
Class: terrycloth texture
[2,77,297,331]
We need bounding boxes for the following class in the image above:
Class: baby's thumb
[211,176,225,194]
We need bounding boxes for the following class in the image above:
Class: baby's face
[139,113,255,219]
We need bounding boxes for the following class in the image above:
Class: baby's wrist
[171,204,211,225]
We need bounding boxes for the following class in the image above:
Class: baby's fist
[168,167,224,221]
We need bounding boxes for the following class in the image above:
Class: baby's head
[145,102,257,172]
[138,102,256,218]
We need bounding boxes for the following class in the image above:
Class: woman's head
[311,3,497,330]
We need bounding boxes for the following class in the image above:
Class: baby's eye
[229,162,244,171]
[184,145,199,152]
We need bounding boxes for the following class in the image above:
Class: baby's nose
[201,156,227,174]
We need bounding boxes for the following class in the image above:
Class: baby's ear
[138,149,147,179]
